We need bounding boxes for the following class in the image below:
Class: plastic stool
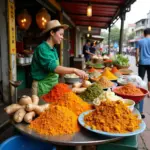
[96,135,138,150]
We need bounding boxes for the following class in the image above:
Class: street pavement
[128,56,150,150]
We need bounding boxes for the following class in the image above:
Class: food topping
[115,83,144,96]
[84,100,141,133]
[97,76,114,89]
[79,83,103,102]
[29,105,80,136]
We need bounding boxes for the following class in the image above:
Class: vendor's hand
[73,69,88,79]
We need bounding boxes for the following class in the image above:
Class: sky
[110,0,150,28]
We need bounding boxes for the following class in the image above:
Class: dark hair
[44,27,64,40]
[86,39,91,43]
[144,28,150,36]
[91,42,94,47]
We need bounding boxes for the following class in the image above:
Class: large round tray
[78,109,146,137]
[12,121,122,146]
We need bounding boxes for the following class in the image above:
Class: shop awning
[91,35,104,41]
[57,0,136,29]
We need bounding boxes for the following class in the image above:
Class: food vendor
[31,20,88,96]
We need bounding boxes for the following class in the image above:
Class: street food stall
[3,53,148,150]
[2,0,147,150]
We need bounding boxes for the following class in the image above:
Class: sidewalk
[128,56,150,150]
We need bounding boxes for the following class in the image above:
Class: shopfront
[0,0,76,103]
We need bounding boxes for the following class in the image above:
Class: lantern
[87,3,92,17]
[88,26,91,31]
[36,8,51,30]
[87,33,90,37]
[17,9,32,30]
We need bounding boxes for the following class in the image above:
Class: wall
[136,30,143,38]
[0,42,1,82]
[0,0,9,103]
[62,16,76,67]
[75,27,82,57]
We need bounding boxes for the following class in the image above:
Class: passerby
[83,40,94,61]
[89,42,96,55]
[136,28,150,119]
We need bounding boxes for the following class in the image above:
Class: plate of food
[112,85,148,103]
[93,63,105,69]
[97,76,117,90]
[119,69,133,75]
[78,101,146,137]
[103,82,118,90]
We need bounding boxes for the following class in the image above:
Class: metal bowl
[64,77,80,84]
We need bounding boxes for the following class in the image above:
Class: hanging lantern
[87,33,90,37]
[88,26,91,31]
[87,3,92,17]
[36,8,51,30]
[17,9,32,30]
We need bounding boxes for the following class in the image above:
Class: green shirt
[31,41,59,80]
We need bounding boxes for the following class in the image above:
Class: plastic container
[0,135,56,150]
[18,57,25,65]
[122,99,135,111]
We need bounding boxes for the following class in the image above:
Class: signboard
[8,0,16,100]
[8,0,16,54]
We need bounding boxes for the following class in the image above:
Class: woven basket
[114,64,130,69]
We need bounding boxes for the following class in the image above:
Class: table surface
[12,121,122,146]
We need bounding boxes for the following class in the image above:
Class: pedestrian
[83,39,94,61]
[89,42,96,55]
[136,28,150,119]
[31,20,88,97]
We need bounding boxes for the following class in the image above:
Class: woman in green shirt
[31,20,88,96]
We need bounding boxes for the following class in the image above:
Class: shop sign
[8,0,16,54]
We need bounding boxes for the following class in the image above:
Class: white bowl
[122,99,135,111]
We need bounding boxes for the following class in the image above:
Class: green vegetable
[86,61,93,66]
[113,54,129,66]
[79,83,103,102]
[93,63,105,69]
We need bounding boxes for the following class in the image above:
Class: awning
[57,0,136,29]
[91,35,104,41]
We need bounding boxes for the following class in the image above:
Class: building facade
[147,10,150,28]
[135,19,147,39]
[128,24,136,34]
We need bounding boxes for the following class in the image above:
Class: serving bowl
[114,64,130,69]
[119,69,133,75]
[112,86,148,103]
[64,77,80,84]
[122,99,135,111]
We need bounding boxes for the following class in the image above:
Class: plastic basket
[0,135,56,150]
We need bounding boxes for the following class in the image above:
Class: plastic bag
[126,75,147,88]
